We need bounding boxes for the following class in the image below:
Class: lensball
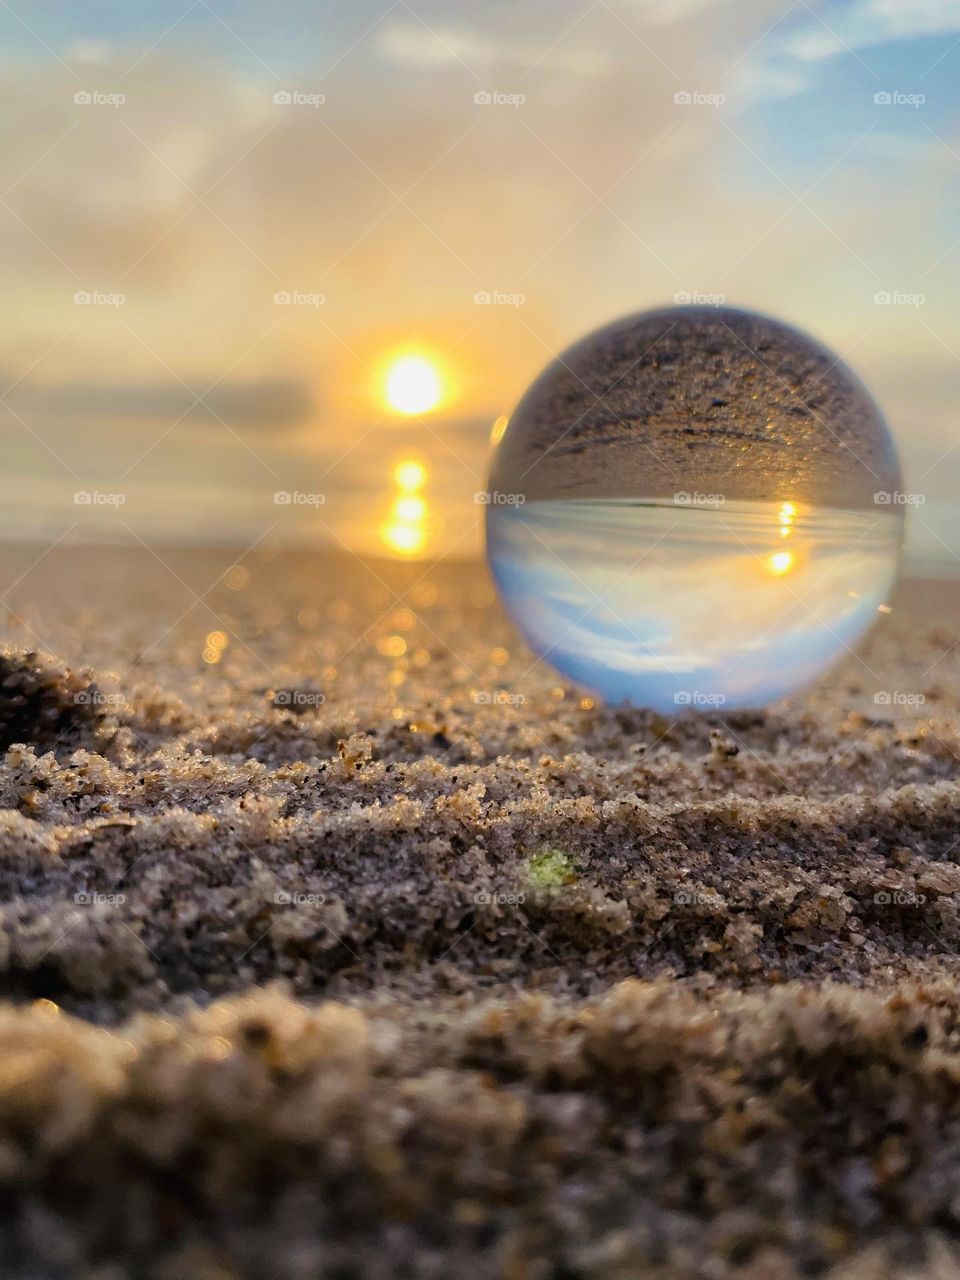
[485,306,904,711]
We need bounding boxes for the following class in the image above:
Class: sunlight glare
[381,521,427,555]
[394,459,427,492]
[490,414,509,446]
[385,354,442,415]
[778,500,796,539]
[394,495,426,522]
[381,457,432,556]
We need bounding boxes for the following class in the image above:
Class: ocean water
[486,498,903,711]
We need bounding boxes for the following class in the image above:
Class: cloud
[822,0,960,51]
[375,23,502,69]
[5,376,313,429]
[375,19,609,76]
[628,0,730,26]
[732,0,960,104]
[753,0,960,83]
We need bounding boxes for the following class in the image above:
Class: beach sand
[0,542,958,1278]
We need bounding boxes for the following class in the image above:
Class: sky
[0,0,958,565]
[487,497,900,708]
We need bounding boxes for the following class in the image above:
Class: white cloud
[628,0,730,26]
[737,0,960,106]
[375,23,501,69]
[856,0,960,43]
[779,0,960,65]
[375,19,608,76]
[781,28,845,63]
[736,61,810,104]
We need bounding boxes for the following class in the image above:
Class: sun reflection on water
[767,549,795,576]
[381,457,431,556]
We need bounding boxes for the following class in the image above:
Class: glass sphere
[485,306,904,711]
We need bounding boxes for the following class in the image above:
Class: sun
[767,550,794,576]
[384,353,443,415]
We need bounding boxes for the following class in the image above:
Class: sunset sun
[384,353,443,415]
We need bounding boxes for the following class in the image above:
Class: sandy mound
[0,544,957,1277]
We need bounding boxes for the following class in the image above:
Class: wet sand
[0,543,958,1278]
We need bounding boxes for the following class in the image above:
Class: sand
[0,542,958,1279]
[487,307,902,511]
